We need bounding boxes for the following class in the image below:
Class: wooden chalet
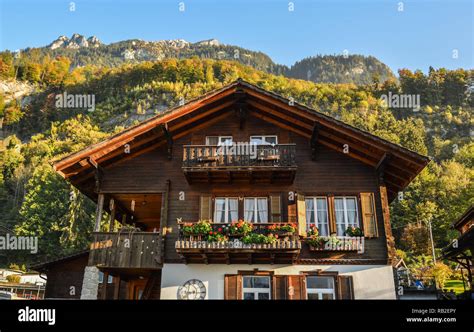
[47,79,429,300]
[442,206,474,298]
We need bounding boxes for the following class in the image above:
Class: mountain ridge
[20,33,396,85]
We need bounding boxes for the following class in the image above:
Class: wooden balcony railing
[307,236,365,253]
[89,231,162,269]
[182,144,297,169]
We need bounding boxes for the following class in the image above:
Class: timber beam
[161,123,173,160]
[376,153,392,183]
[310,123,319,160]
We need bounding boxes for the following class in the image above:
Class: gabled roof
[29,250,89,272]
[53,79,430,202]
[452,205,474,229]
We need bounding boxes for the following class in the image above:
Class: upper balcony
[182,144,297,184]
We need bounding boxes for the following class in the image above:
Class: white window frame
[250,135,278,145]
[244,197,268,223]
[206,136,233,146]
[213,197,239,223]
[306,276,336,300]
[305,197,329,236]
[242,276,271,300]
[334,196,360,236]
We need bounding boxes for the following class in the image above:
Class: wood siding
[100,113,389,263]
[42,255,88,299]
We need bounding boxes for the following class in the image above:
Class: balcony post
[108,198,116,232]
[94,193,105,232]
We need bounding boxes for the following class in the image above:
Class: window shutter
[272,275,287,299]
[270,195,282,222]
[297,194,307,237]
[337,275,354,299]
[224,274,241,300]
[327,195,336,234]
[200,195,212,221]
[287,275,306,299]
[288,200,297,223]
[360,193,378,237]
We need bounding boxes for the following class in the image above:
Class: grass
[443,279,466,295]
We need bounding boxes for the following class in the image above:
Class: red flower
[218,228,223,232]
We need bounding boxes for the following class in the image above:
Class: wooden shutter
[224,274,242,300]
[288,198,297,223]
[200,195,212,221]
[270,195,282,222]
[287,275,306,299]
[272,275,287,300]
[327,195,336,234]
[337,275,354,299]
[297,194,307,237]
[360,193,378,237]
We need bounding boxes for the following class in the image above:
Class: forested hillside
[0,49,472,269]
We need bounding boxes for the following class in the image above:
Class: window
[244,197,268,223]
[250,135,278,145]
[334,196,359,236]
[98,272,113,284]
[242,276,271,300]
[305,197,329,236]
[306,276,336,300]
[206,136,233,146]
[214,197,238,223]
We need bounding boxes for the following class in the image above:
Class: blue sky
[0,0,472,73]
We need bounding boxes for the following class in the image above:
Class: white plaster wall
[161,264,396,300]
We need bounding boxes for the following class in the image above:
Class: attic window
[206,136,233,146]
[250,135,277,145]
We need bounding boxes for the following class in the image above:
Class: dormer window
[250,135,277,145]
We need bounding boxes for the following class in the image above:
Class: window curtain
[346,198,358,228]
[244,199,254,222]
[228,198,239,223]
[214,198,226,223]
[305,198,315,228]
[257,198,268,223]
[316,198,329,236]
[335,198,345,236]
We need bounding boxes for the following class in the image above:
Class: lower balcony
[175,222,301,264]
[89,232,162,270]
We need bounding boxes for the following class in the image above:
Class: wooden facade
[47,80,429,299]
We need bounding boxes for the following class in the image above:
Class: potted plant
[267,223,297,237]
[242,233,278,245]
[306,236,328,250]
[225,220,253,237]
[345,226,363,237]
[307,224,319,237]
[181,220,212,240]
[206,231,228,243]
